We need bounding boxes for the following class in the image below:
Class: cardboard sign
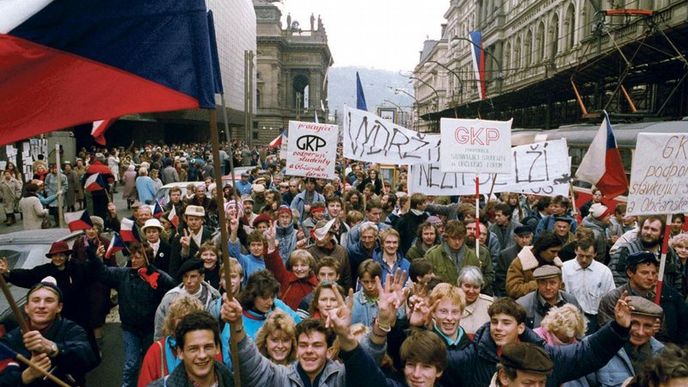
[440,117,513,174]
[409,139,570,196]
[285,121,338,179]
[627,133,688,216]
[343,106,440,164]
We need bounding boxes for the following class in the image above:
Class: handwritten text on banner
[409,139,570,196]
[343,106,440,164]
[285,121,338,179]
[627,133,688,216]
[440,117,513,174]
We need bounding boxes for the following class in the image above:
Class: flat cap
[514,225,533,235]
[184,205,206,218]
[554,216,572,224]
[533,265,561,280]
[176,258,204,280]
[590,203,611,219]
[629,296,663,318]
[626,251,659,269]
[500,342,554,374]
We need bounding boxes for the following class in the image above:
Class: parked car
[154,166,253,207]
[0,228,85,334]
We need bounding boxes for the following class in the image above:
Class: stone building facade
[253,0,333,144]
[413,0,688,131]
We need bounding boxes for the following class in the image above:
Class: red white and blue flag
[84,173,107,192]
[105,233,128,259]
[575,111,629,198]
[120,218,140,243]
[64,210,93,232]
[468,31,487,100]
[0,0,217,145]
[269,132,284,149]
[167,205,180,228]
[151,202,164,219]
[91,118,118,146]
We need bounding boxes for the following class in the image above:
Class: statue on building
[286,13,291,30]
[310,13,315,31]
[317,15,323,31]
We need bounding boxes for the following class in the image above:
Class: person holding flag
[0,242,97,358]
[0,277,99,386]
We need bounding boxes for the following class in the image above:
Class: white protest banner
[439,117,513,174]
[627,133,688,216]
[409,139,570,196]
[285,121,338,179]
[343,106,440,164]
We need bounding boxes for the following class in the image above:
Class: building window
[549,14,560,58]
[252,131,259,140]
[565,4,576,50]
[524,30,533,66]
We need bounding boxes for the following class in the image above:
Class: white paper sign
[285,121,338,179]
[343,106,440,164]
[627,133,688,216]
[440,117,513,174]
[409,139,570,196]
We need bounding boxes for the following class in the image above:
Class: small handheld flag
[84,173,107,192]
[120,218,140,242]
[105,233,128,259]
[167,206,180,228]
[151,202,164,219]
[64,210,93,232]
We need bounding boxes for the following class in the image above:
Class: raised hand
[376,270,407,327]
[408,296,438,328]
[180,228,191,249]
[220,294,243,323]
[325,285,352,337]
[614,290,633,328]
[228,212,239,236]
[264,221,277,252]
[0,257,9,275]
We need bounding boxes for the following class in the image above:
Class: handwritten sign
[627,133,688,216]
[409,139,570,196]
[440,117,513,174]
[285,121,338,179]
[343,106,440,164]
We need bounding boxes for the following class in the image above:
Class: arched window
[504,42,512,71]
[549,13,560,58]
[565,4,576,50]
[524,30,533,66]
[536,22,545,61]
[514,37,521,69]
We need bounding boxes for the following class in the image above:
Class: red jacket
[264,249,318,310]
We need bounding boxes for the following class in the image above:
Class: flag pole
[209,110,241,386]
[475,176,480,255]
[0,276,30,333]
[654,213,673,304]
[220,94,238,200]
[55,144,64,228]
[14,352,70,387]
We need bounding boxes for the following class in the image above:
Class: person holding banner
[0,277,99,386]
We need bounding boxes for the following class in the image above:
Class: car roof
[0,229,83,245]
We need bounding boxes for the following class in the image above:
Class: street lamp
[424,60,464,95]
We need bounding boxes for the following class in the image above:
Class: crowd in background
[0,139,687,387]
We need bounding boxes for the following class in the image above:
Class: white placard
[285,121,338,179]
[627,133,688,216]
[409,139,570,196]
[440,117,513,174]
[343,106,440,164]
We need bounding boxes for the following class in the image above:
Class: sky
[275,0,448,72]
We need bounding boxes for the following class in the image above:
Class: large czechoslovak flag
[575,111,629,198]
[0,0,217,145]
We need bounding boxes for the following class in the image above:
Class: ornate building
[253,0,334,144]
[413,0,688,130]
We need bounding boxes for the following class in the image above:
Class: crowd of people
[0,141,687,387]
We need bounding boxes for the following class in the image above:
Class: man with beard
[464,221,496,293]
[609,216,679,287]
[598,251,688,345]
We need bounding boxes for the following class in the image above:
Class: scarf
[138,267,160,289]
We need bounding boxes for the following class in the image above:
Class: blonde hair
[540,304,586,339]
[670,233,688,249]
[287,249,316,273]
[162,296,204,337]
[429,283,466,312]
[255,311,297,363]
